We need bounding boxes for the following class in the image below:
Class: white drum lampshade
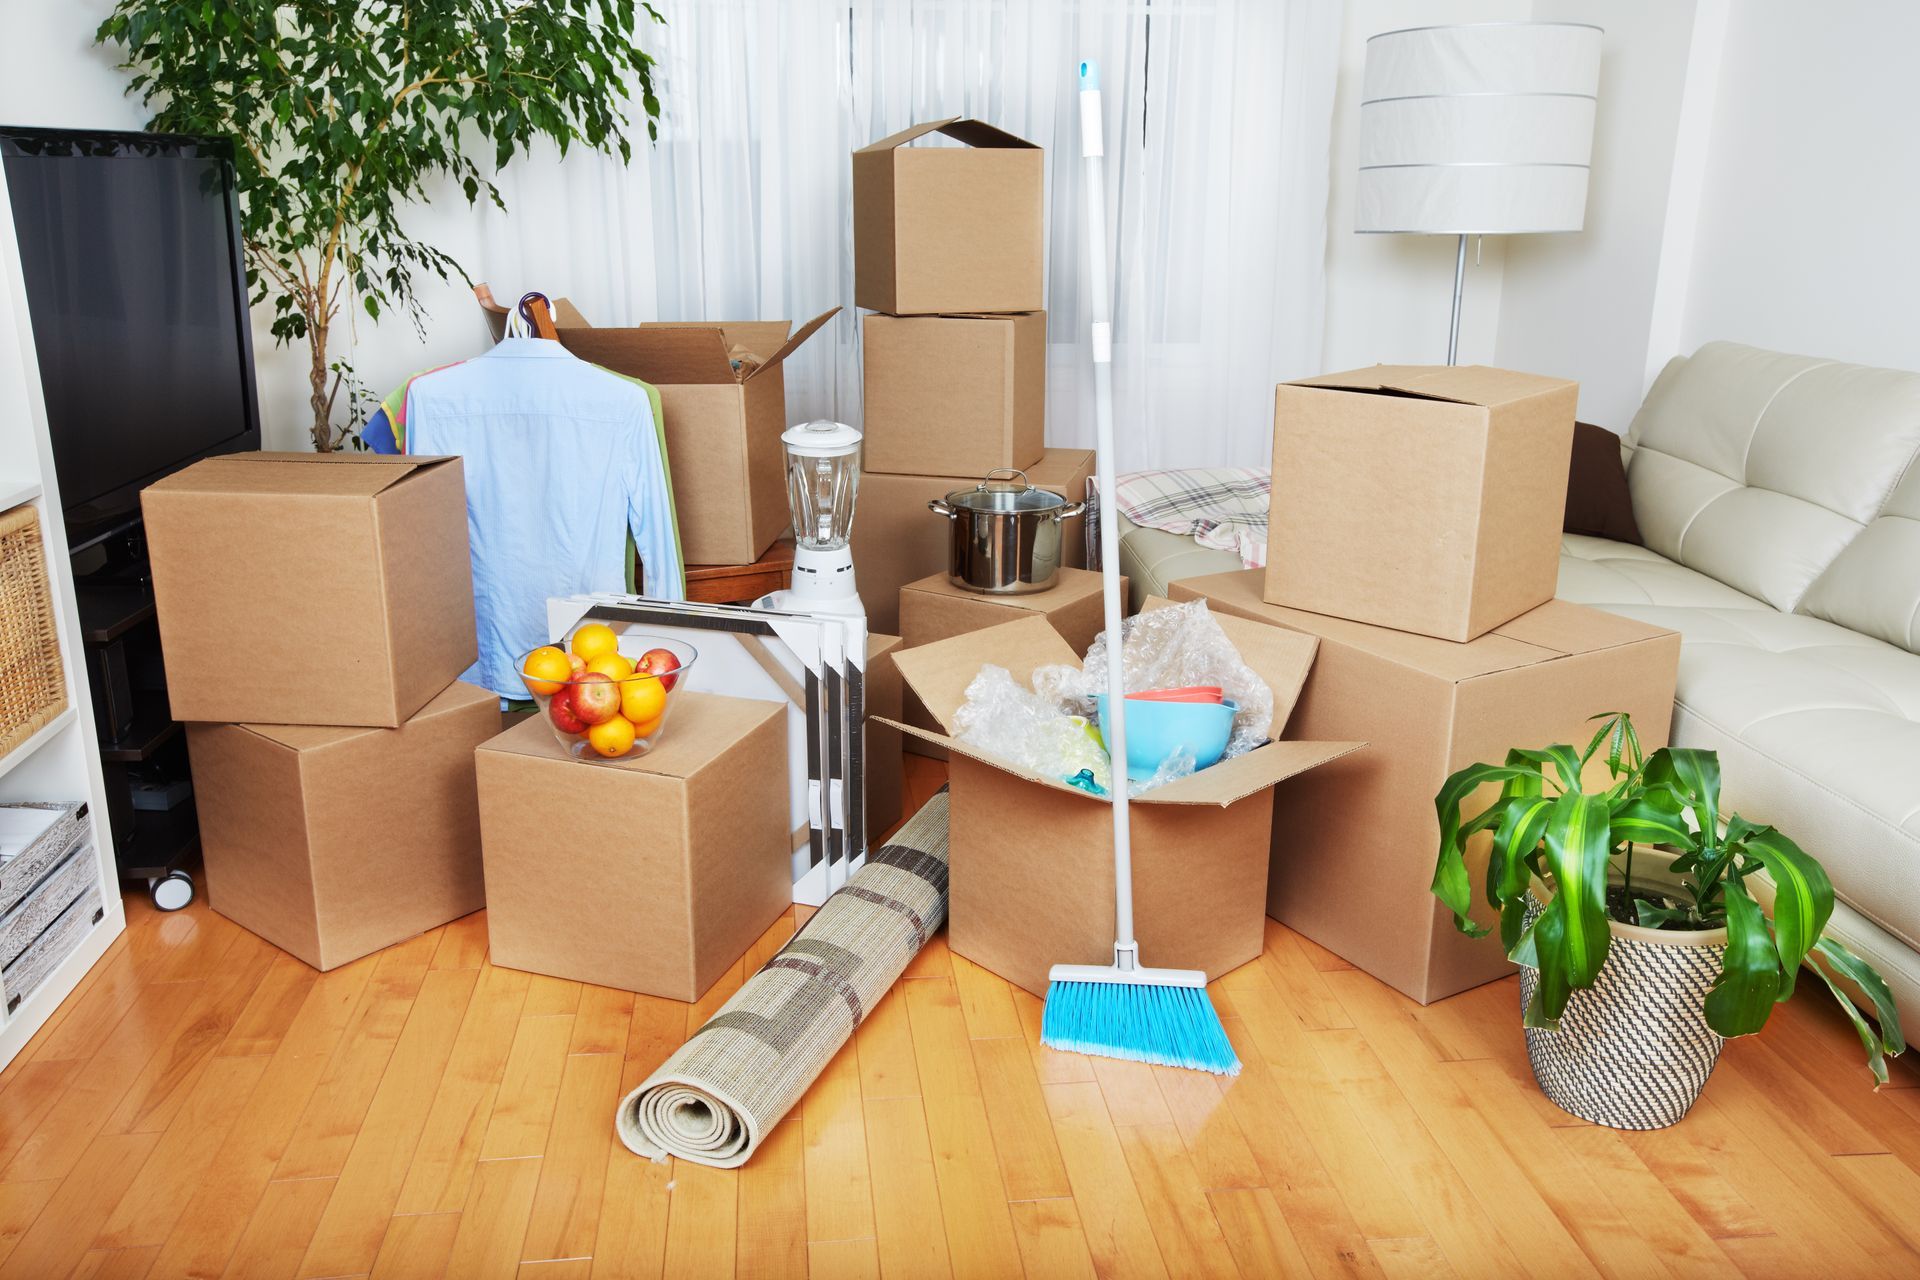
[1357,22,1603,360]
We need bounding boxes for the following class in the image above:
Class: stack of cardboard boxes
[1171,366,1683,1004]
[849,118,1096,637]
[140,454,502,971]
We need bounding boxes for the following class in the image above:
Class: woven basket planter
[1520,880,1727,1130]
[0,505,66,761]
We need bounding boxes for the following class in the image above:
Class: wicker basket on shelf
[0,505,67,759]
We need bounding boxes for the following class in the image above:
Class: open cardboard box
[1267,364,1577,641]
[880,603,1363,996]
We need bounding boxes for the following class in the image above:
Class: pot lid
[943,468,1071,514]
[781,419,863,457]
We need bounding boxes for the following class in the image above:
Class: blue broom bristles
[1041,978,1241,1076]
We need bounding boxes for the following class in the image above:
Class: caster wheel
[150,870,194,912]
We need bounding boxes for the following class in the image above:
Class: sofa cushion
[1626,342,1920,612]
[1560,537,1920,951]
[1558,534,1771,610]
[1800,454,1920,653]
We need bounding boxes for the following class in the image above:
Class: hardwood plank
[1008,1198,1098,1280]
[524,976,583,1018]
[95,1054,270,1249]
[1553,1125,1740,1280]
[1367,1236,1455,1280]
[1041,1081,1169,1280]
[520,1261,592,1280]
[1150,1067,1262,1192]
[801,1040,873,1245]
[807,1237,881,1280]
[567,986,634,1058]
[368,1211,462,1280]
[0,1131,161,1280]
[1088,1056,1173,1129]
[481,1015,575,1161]
[1260,922,1354,1031]
[23,947,144,1064]
[1113,1122,1240,1279]
[446,1157,542,1278]
[853,986,920,1101]
[0,1178,61,1271]
[296,966,481,1277]
[1206,1188,1316,1280]
[659,1159,736,1278]
[430,911,491,971]
[624,998,688,1082]
[736,1104,807,1280]
[0,1058,81,1173]
[969,1035,1071,1201]
[393,964,532,1215]
[520,1050,622,1263]
[905,980,1023,1280]
[1010,985,1094,1085]
[274,935,440,1180]
[900,932,953,981]
[218,954,320,1059]
[589,1142,671,1280]
[863,1093,952,1279]
[73,1245,161,1280]
[948,954,1021,1040]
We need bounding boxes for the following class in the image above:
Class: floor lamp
[1356,22,1603,364]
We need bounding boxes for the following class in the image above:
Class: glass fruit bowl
[519,626,697,763]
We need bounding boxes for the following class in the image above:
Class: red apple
[637,647,681,691]
[548,687,588,735]
[567,652,587,676]
[569,671,621,725]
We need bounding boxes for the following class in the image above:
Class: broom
[1039,60,1239,1077]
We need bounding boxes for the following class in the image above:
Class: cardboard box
[884,609,1362,996]
[186,681,502,971]
[475,693,791,1001]
[1173,570,1680,1004]
[867,633,905,837]
[862,312,1046,476]
[898,568,1120,760]
[853,119,1044,315]
[855,447,1095,636]
[557,310,839,565]
[1266,364,1578,641]
[142,453,476,728]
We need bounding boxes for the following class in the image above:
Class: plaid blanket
[1114,467,1271,568]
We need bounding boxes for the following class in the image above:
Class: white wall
[1677,1,1920,369]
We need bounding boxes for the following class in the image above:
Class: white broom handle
[1079,60,1136,969]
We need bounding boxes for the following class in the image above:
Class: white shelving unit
[0,162,129,1069]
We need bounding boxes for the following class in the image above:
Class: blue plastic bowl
[1093,695,1238,781]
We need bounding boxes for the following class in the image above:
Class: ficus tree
[96,0,664,451]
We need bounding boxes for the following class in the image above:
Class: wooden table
[683,537,796,605]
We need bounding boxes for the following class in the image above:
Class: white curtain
[470,0,1340,471]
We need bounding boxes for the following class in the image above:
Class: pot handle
[982,467,1031,492]
[927,499,958,519]
[1050,501,1088,522]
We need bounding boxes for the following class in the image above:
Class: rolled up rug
[615,788,950,1167]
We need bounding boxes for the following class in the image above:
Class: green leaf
[1508,744,1584,793]
[1610,793,1692,849]
[1810,936,1906,1086]
[1538,792,1613,987]
[1488,794,1553,910]
[1523,897,1573,1029]
[1741,828,1833,1001]
[1704,873,1783,1038]
[1633,899,1694,929]
[1431,762,1539,938]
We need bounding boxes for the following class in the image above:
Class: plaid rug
[615,789,950,1168]
[1113,466,1271,568]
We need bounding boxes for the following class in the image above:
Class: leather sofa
[1117,341,1920,1018]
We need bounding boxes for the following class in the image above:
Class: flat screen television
[1,127,261,550]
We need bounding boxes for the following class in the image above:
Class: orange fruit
[628,714,662,739]
[571,623,620,664]
[620,675,667,726]
[587,652,634,680]
[521,646,571,697]
[587,714,637,758]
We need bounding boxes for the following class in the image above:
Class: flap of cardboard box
[233,680,498,752]
[857,117,1039,153]
[885,602,1357,806]
[145,451,458,499]
[555,308,839,386]
[1290,364,1576,408]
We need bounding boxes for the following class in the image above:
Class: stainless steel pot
[928,468,1086,595]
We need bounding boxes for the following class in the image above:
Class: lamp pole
[1447,232,1467,366]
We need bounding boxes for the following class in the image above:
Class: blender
[757,419,864,616]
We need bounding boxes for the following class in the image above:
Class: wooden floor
[2,756,1918,1279]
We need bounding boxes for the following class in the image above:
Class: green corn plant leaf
[1522,897,1573,1029]
[1487,794,1554,911]
[1810,935,1907,1086]
[1664,748,1723,843]
[1704,873,1783,1037]
[1610,793,1693,849]
[1499,896,1532,955]
[1579,711,1637,776]
[1741,828,1834,1001]
[1634,899,1695,929]
[1538,792,1613,987]
[1431,762,1539,937]
[1508,744,1584,793]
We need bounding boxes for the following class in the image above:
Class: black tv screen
[2,128,260,545]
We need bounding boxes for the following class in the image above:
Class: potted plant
[1431,713,1905,1129]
